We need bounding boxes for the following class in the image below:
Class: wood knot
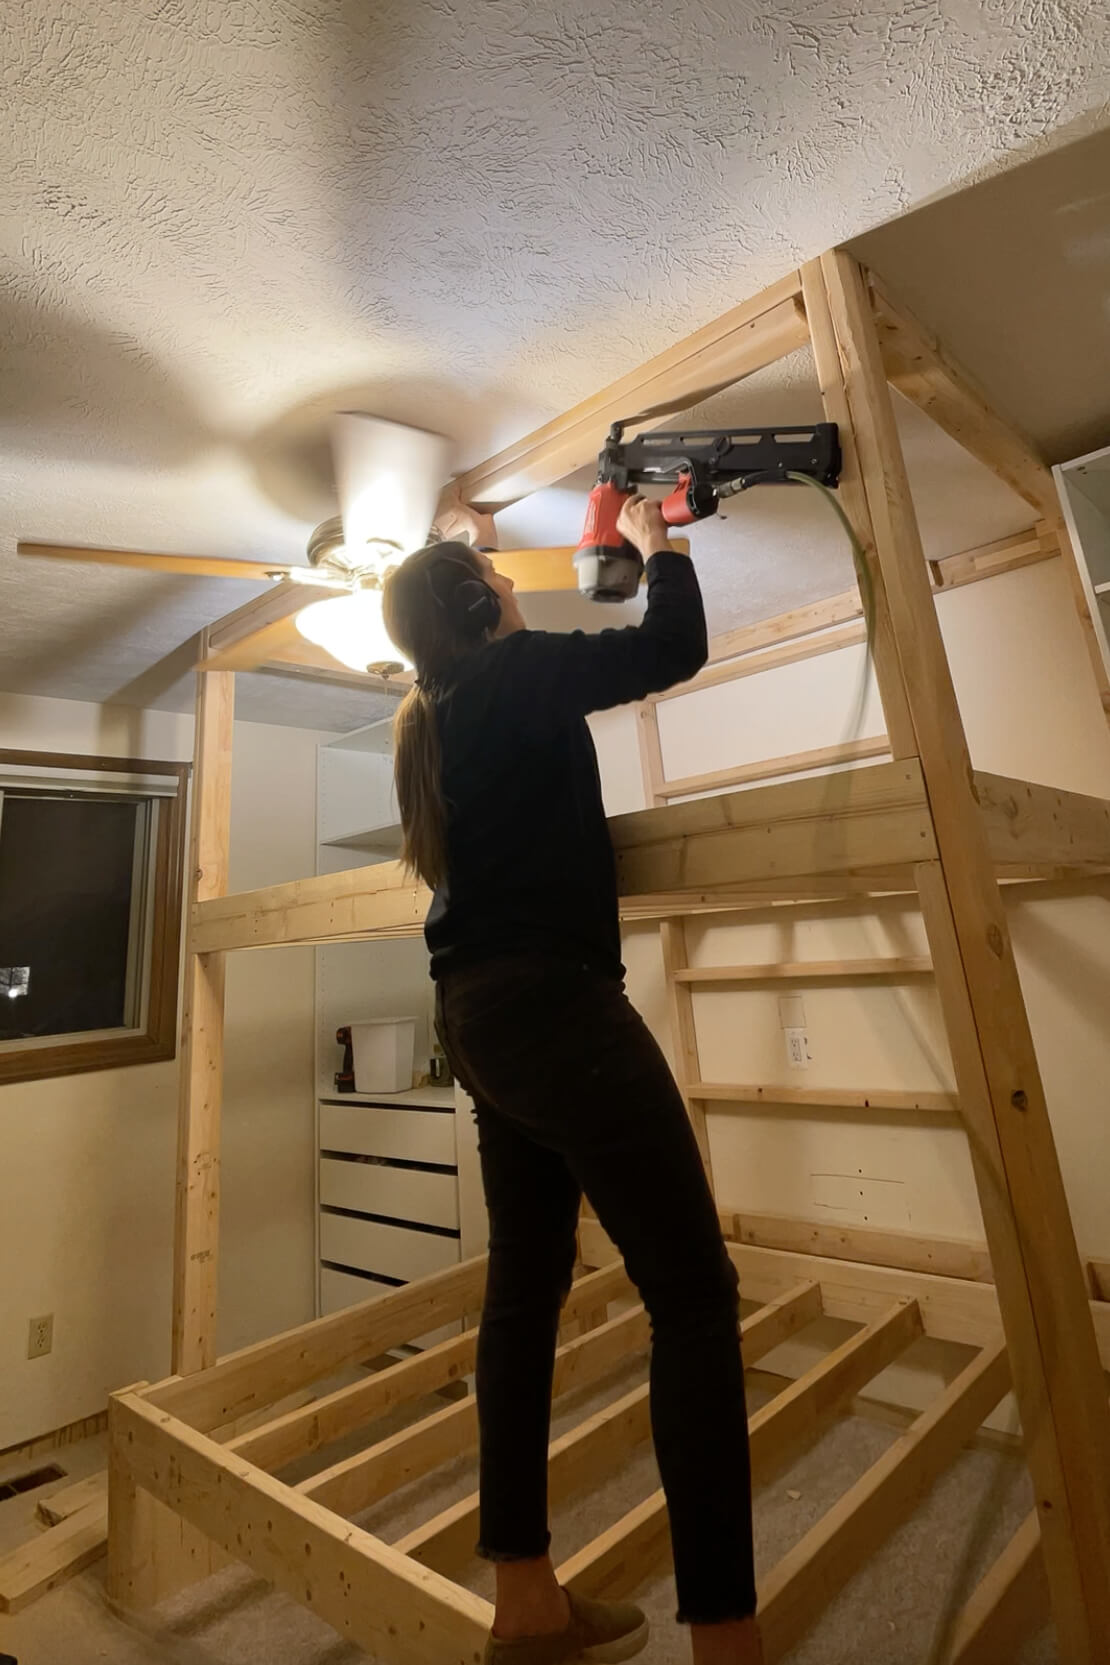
[986,924,1004,957]
[1011,1090,1028,1112]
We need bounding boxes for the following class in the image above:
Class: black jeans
[435,954,757,1625]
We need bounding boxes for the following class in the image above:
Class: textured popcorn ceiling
[2,1,1108,729]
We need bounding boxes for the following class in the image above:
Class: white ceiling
[2,1,1107,730]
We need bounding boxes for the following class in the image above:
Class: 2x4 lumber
[577,1227,1110,1366]
[689,1083,959,1114]
[36,1469,109,1526]
[172,653,234,1375]
[675,955,932,981]
[301,1296,652,1518]
[610,759,936,895]
[150,1253,489,1429]
[400,1280,824,1579]
[230,1260,630,1472]
[656,736,891,801]
[1089,1259,1110,1304]
[558,1298,923,1602]
[0,1500,109,1613]
[726,1211,992,1285]
[870,278,1058,520]
[943,1510,1047,1665]
[704,525,1058,668]
[191,858,431,954]
[799,258,918,758]
[820,248,1110,1661]
[757,1339,1010,1661]
[650,621,868,705]
[975,771,1110,870]
[441,274,807,509]
[108,1393,492,1665]
[199,581,311,673]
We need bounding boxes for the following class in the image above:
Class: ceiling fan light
[295,590,411,676]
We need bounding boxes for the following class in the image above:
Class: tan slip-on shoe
[484,1589,649,1665]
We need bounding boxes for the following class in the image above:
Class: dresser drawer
[320,1211,459,1284]
[318,1266,462,1350]
[320,1157,459,1229]
[320,1101,456,1166]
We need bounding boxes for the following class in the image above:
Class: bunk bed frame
[106,250,1110,1663]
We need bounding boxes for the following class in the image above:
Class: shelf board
[1093,580,1110,597]
[328,718,395,755]
[321,823,403,854]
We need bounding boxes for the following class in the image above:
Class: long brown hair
[382,541,489,889]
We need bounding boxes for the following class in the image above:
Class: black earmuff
[428,557,502,638]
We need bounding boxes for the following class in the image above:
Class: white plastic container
[349,1018,417,1094]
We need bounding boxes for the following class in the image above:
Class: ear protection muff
[428,556,502,639]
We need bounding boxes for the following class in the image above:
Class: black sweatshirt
[425,551,708,980]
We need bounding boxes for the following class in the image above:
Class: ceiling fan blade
[17,542,289,582]
[330,414,453,557]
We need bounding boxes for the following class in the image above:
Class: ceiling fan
[17,414,584,684]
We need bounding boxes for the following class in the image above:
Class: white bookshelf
[1055,443,1110,680]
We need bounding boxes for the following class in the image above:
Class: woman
[382,497,762,1665]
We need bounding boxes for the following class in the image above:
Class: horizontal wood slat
[690,1083,959,1114]
[657,736,891,800]
[675,956,932,982]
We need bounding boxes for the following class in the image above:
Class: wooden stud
[649,621,869,705]
[152,1252,490,1427]
[440,275,808,510]
[0,1500,110,1613]
[975,771,1110,869]
[400,1280,823,1579]
[557,1298,923,1601]
[943,1510,1047,1665]
[172,652,234,1375]
[727,1211,992,1284]
[757,1339,1011,1661]
[658,919,714,1178]
[820,246,1110,1662]
[110,1392,492,1664]
[689,1083,958,1114]
[300,1296,650,1518]
[675,956,932,982]
[869,278,1058,519]
[657,736,891,800]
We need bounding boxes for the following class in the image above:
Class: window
[0,749,189,1083]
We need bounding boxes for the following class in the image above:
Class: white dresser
[317,1084,464,1322]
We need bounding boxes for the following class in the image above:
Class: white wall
[591,558,1110,1272]
[0,693,330,1446]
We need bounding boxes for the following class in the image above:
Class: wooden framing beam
[676,955,932,981]
[870,278,1058,520]
[230,1259,630,1472]
[943,1510,1047,1665]
[441,274,808,510]
[976,771,1110,870]
[557,1297,923,1601]
[726,1212,992,1285]
[656,735,891,801]
[818,248,1110,1661]
[107,1391,492,1665]
[651,621,869,704]
[152,1252,490,1428]
[690,1083,957,1114]
[758,1340,1010,1661]
[299,1290,650,1519]
[399,1280,823,1579]
[172,651,234,1375]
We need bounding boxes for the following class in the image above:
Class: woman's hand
[433,491,499,550]
[616,493,678,558]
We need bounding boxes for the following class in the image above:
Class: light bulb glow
[295,590,412,675]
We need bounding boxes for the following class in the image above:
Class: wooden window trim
[0,748,190,1085]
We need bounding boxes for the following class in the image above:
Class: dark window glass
[0,797,140,1040]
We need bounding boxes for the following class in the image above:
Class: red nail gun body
[575,422,841,600]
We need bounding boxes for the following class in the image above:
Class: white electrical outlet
[27,1314,53,1359]
[785,1027,809,1068]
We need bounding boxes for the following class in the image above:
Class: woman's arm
[505,496,709,722]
